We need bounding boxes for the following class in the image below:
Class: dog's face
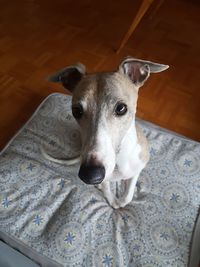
[48,57,168,185]
[72,72,138,183]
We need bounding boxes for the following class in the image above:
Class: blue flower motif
[26,163,35,171]
[133,244,140,252]
[32,188,38,196]
[161,169,166,175]
[96,223,103,230]
[170,193,180,202]
[150,147,156,156]
[102,254,113,267]
[2,197,11,208]
[160,232,169,240]
[33,215,43,226]
[121,214,129,223]
[49,140,56,146]
[64,232,75,245]
[89,197,97,204]
[58,179,65,189]
[184,159,192,167]
[186,222,192,228]
[148,204,154,211]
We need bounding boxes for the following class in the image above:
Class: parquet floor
[0,0,200,150]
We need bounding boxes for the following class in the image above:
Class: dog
[44,57,168,209]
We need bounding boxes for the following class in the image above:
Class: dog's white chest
[109,124,145,181]
[116,142,143,180]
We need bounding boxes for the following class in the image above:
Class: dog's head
[48,57,168,185]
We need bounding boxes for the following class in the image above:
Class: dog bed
[0,93,200,267]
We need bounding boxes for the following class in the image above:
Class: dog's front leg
[97,181,121,209]
[117,174,140,208]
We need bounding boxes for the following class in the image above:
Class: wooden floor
[0,0,200,150]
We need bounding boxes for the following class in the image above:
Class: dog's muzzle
[78,163,105,184]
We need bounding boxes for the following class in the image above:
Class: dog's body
[46,57,168,208]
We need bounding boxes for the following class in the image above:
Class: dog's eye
[72,104,83,119]
[114,102,127,116]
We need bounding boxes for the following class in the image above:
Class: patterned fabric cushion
[0,93,200,267]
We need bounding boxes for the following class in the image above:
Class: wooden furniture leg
[116,0,155,53]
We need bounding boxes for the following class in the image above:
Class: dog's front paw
[117,196,132,208]
[110,201,121,209]
[110,200,130,209]
[107,196,132,209]
[106,197,121,209]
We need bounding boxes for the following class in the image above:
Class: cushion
[0,93,200,267]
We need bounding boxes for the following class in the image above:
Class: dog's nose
[78,163,105,184]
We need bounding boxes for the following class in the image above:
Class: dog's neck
[122,120,138,149]
[116,120,138,161]
[111,120,141,180]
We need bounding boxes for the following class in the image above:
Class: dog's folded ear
[47,63,86,91]
[119,57,169,87]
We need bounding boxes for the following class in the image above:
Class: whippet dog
[44,57,168,208]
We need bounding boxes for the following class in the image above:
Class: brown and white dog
[43,57,168,208]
